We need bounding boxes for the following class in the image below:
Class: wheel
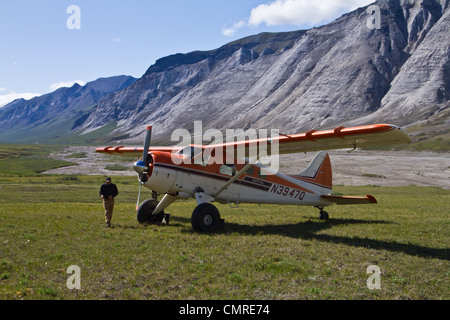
[191,203,221,233]
[137,199,164,224]
[319,211,329,220]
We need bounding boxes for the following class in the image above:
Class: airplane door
[216,164,240,204]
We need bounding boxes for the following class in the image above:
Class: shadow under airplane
[171,216,448,261]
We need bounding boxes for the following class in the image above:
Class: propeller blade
[142,126,152,166]
[137,125,152,211]
[135,126,152,211]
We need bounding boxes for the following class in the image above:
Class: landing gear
[316,206,329,220]
[137,199,168,224]
[137,188,224,232]
[319,210,329,220]
[191,203,223,233]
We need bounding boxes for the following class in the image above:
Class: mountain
[1,0,449,149]
[78,0,449,147]
[347,0,450,148]
[0,76,136,143]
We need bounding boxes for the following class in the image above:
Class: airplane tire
[191,203,221,233]
[137,199,164,224]
[319,211,329,220]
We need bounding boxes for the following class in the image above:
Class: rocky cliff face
[351,0,449,126]
[79,0,448,143]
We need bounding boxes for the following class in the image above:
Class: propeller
[135,126,153,211]
[142,125,152,168]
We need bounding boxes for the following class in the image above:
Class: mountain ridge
[0,75,136,143]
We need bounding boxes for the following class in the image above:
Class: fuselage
[134,151,334,207]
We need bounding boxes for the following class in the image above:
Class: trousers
[103,198,114,225]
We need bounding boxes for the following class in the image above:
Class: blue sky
[0,0,373,107]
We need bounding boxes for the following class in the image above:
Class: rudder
[295,151,332,192]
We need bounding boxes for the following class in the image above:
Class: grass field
[0,145,75,176]
[0,173,448,300]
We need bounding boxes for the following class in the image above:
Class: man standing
[99,177,119,227]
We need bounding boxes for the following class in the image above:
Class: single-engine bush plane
[96,124,411,233]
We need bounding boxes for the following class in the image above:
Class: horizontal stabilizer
[321,194,377,205]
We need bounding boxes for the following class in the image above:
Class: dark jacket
[99,183,119,199]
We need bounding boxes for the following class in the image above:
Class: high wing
[96,124,411,158]
[205,123,411,158]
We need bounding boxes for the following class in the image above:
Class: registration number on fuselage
[270,184,306,200]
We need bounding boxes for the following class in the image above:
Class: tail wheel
[137,199,164,224]
[191,203,221,233]
[319,210,329,220]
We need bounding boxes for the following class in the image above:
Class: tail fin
[295,151,332,192]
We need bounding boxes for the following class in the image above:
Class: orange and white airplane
[96,124,411,233]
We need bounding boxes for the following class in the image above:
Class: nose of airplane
[133,160,146,174]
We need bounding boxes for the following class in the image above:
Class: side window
[257,168,266,179]
[219,164,236,176]
[245,166,255,176]
[219,165,233,176]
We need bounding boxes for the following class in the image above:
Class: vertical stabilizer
[295,151,332,193]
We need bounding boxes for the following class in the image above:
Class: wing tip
[366,194,377,204]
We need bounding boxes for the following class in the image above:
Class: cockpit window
[176,145,206,166]
[177,145,203,159]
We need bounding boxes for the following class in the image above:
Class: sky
[0,0,374,107]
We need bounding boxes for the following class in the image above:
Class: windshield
[177,145,203,159]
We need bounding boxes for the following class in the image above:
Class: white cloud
[0,92,41,108]
[0,80,87,108]
[223,0,374,36]
[112,37,122,42]
[250,0,373,26]
[222,20,247,37]
[49,80,86,91]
